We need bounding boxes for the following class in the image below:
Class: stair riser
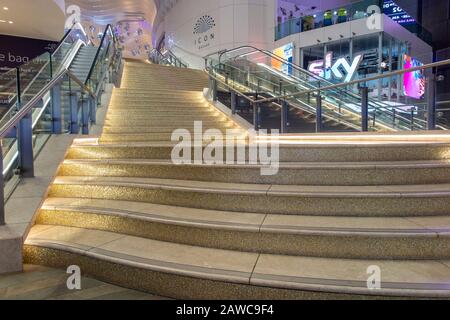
[109,104,210,108]
[66,145,450,162]
[99,135,245,143]
[110,99,206,103]
[37,210,450,260]
[121,85,207,88]
[106,115,225,121]
[23,247,440,299]
[101,126,238,134]
[48,184,450,217]
[104,121,232,128]
[58,162,450,186]
[107,110,217,115]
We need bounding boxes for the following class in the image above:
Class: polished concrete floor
[0,264,167,300]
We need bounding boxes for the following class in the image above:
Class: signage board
[272,43,293,75]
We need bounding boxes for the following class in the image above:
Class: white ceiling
[0,0,180,59]
[66,0,157,25]
[0,0,66,40]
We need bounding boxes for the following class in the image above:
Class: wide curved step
[58,159,450,186]
[24,225,450,299]
[37,197,450,259]
[49,176,450,217]
[65,142,450,162]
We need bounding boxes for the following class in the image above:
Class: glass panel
[19,52,52,107]
[209,44,435,132]
[0,68,18,124]
[86,26,116,93]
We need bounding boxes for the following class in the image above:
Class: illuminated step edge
[24,225,450,299]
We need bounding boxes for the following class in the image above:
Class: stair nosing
[61,158,450,170]
[41,202,447,237]
[25,226,450,298]
[51,176,450,198]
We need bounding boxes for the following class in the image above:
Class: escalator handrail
[209,60,441,131]
[85,24,115,86]
[52,26,75,54]
[153,48,188,68]
[214,45,411,113]
[214,46,373,108]
[0,68,95,139]
[215,46,450,130]
[255,58,450,104]
[217,45,326,82]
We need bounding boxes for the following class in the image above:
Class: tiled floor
[0,265,167,300]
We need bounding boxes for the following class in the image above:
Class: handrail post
[212,78,218,102]
[427,74,436,130]
[69,80,80,134]
[51,84,62,134]
[361,87,369,132]
[281,100,289,134]
[81,94,90,135]
[0,143,5,226]
[49,51,53,78]
[18,111,34,178]
[231,91,237,115]
[16,67,21,108]
[90,96,97,125]
[253,101,260,131]
[316,93,322,133]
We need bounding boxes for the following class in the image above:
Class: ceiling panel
[65,0,158,59]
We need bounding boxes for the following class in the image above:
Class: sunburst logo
[193,15,216,34]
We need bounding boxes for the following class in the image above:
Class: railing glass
[149,49,188,68]
[0,25,119,205]
[86,25,117,93]
[206,46,441,132]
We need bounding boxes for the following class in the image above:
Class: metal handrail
[0,69,95,140]
[254,58,450,104]
[212,46,383,123]
[207,57,450,131]
[151,48,188,68]
[214,45,411,112]
[52,27,74,54]
[217,45,329,83]
[85,24,115,85]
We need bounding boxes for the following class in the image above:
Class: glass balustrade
[207,46,442,133]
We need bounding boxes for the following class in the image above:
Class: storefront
[273,1,433,105]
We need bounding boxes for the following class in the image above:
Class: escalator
[0,23,119,197]
[69,46,99,83]
[206,46,432,133]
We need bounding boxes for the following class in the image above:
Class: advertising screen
[383,0,416,26]
[403,54,425,99]
[272,43,293,75]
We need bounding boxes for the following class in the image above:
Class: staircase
[24,60,450,299]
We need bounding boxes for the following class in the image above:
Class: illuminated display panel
[383,0,416,25]
[403,54,425,99]
[272,43,293,75]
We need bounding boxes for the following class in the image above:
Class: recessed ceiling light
[8,21,13,24]
[3,7,8,10]
[0,20,5,23]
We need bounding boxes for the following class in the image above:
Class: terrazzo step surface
[48,176,450,217]
[24,225,450,299]
[65,141,450,162]
[58,158,450,186]
[35,197,450,260]
[23,59,450,299]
